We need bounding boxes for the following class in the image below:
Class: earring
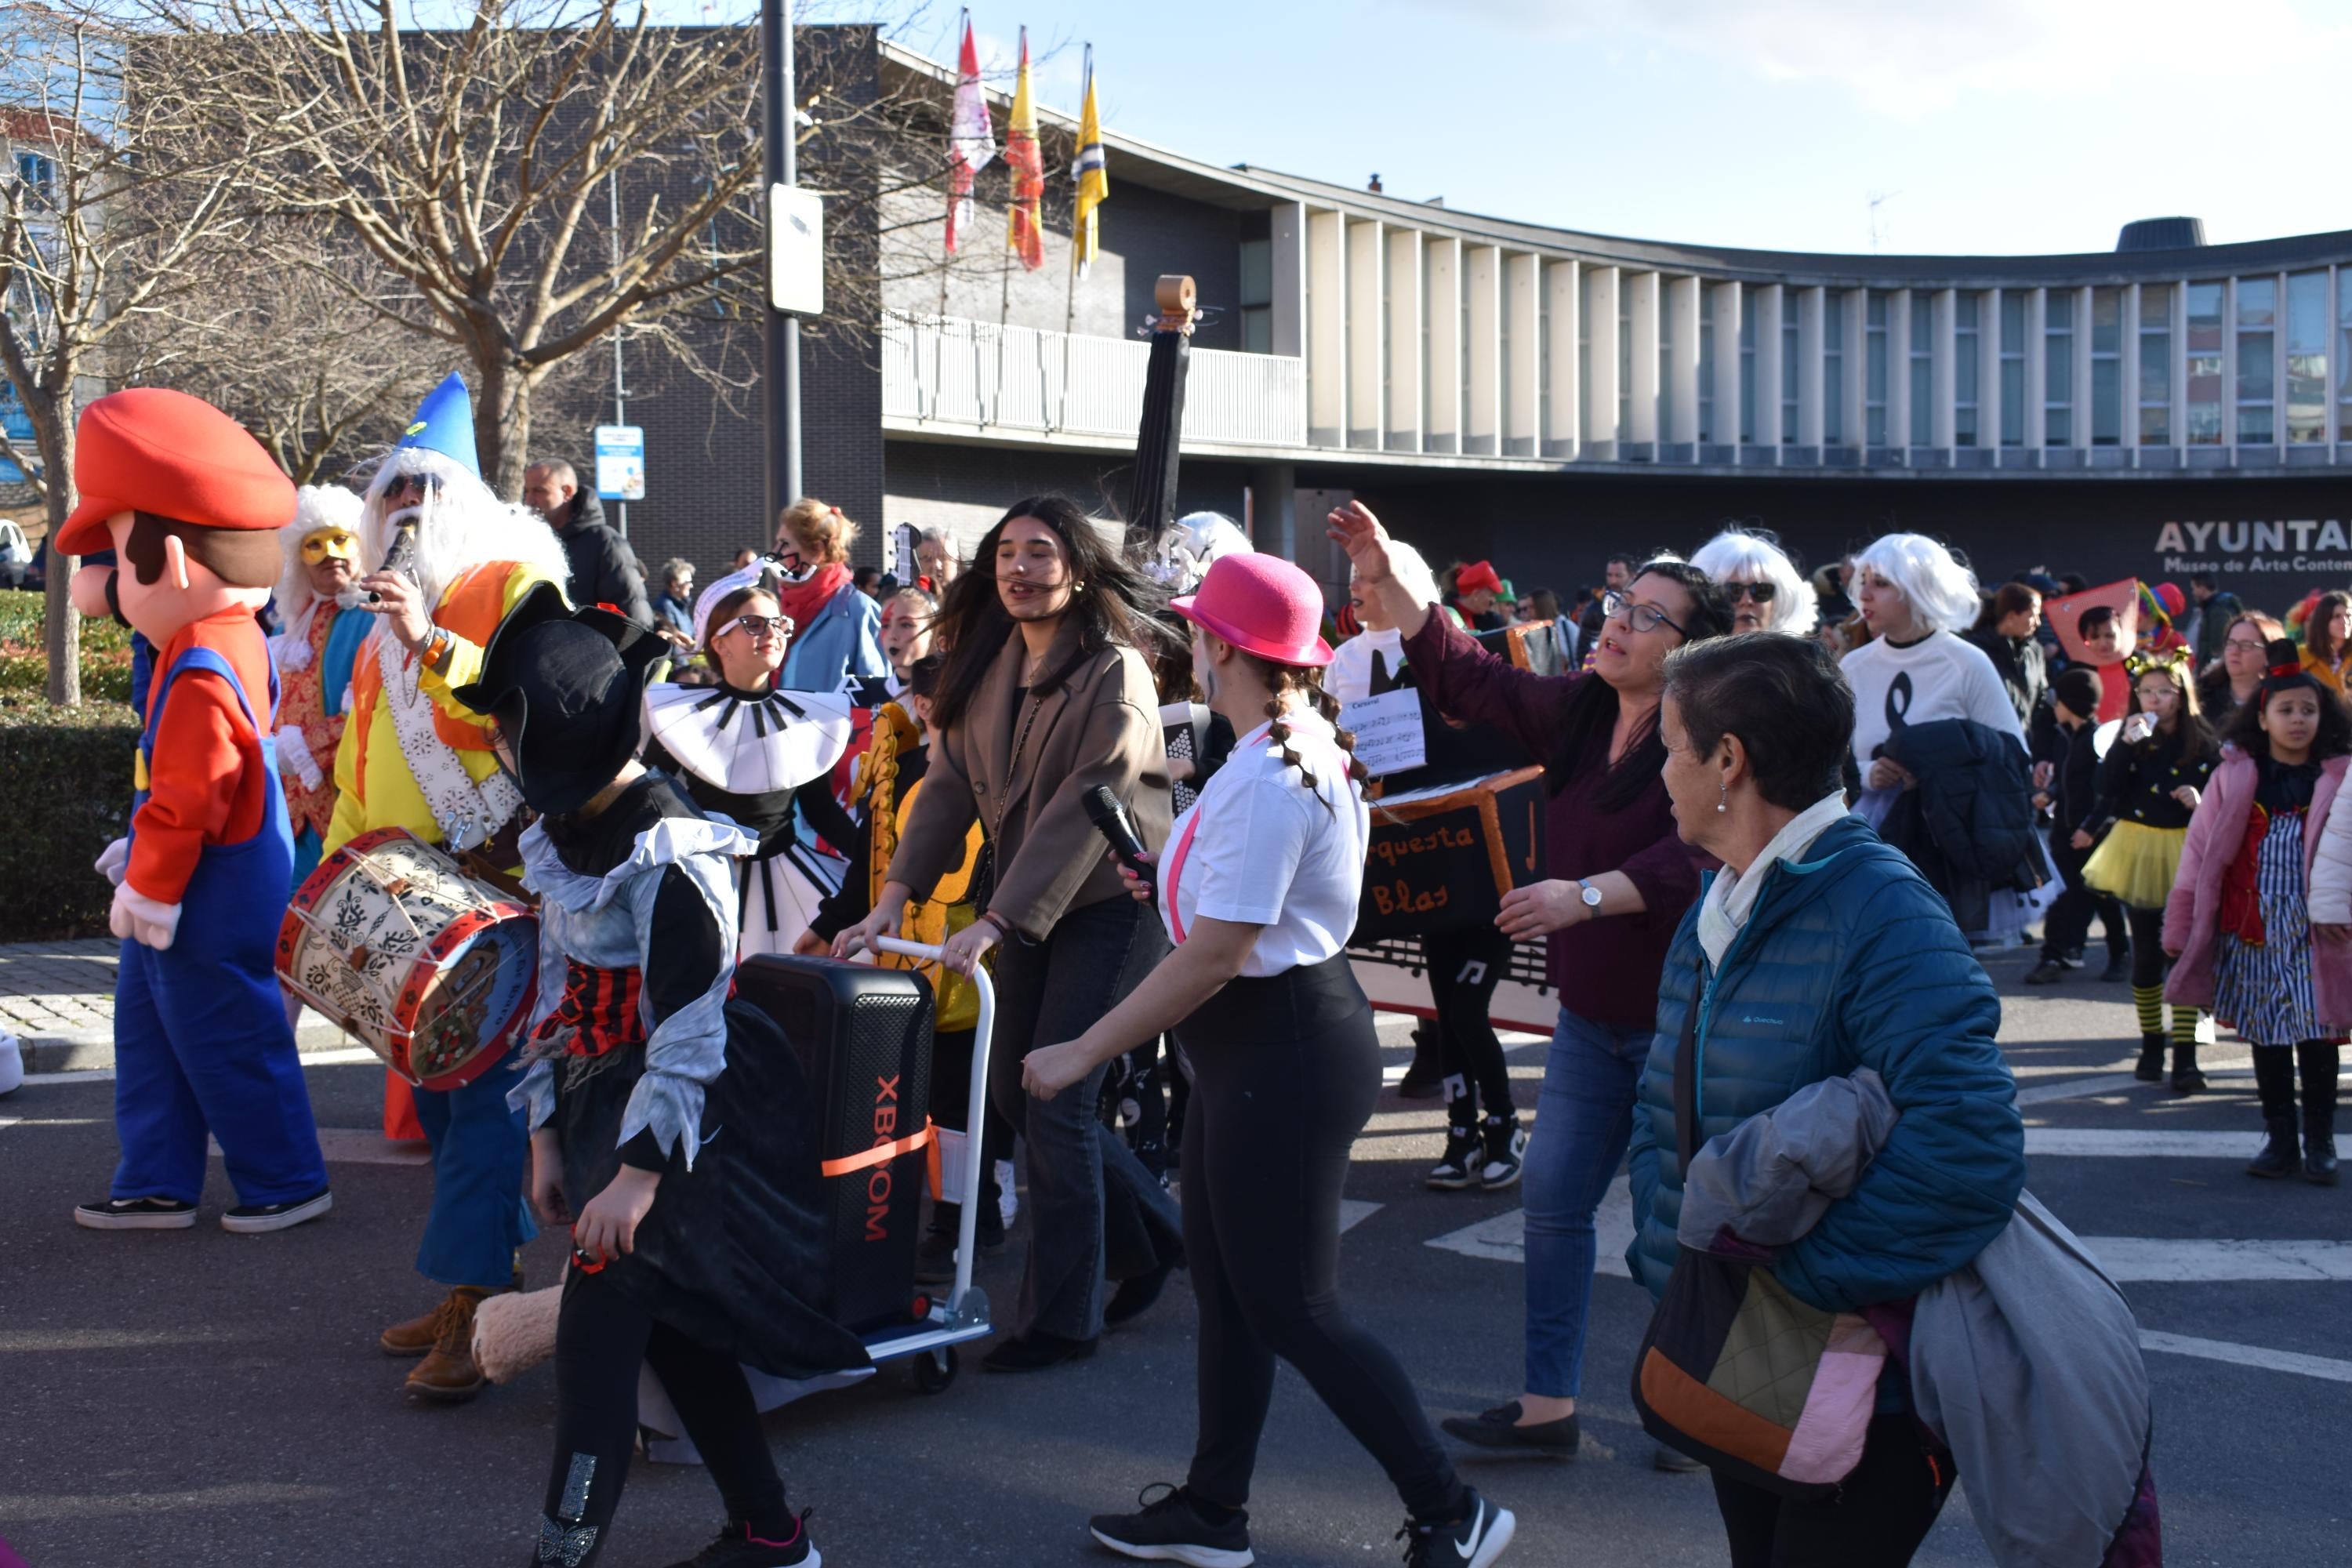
[1716,780,1729,814]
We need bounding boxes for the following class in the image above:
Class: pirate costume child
[454,586,866,1568]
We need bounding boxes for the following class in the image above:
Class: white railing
[881,313,1306,450]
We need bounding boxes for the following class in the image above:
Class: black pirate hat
[452,583,666,815]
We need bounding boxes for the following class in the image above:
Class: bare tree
[135,0,772,495]
[0,9,265,704]
[108,220,446,484]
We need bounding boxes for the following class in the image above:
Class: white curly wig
[1690,527,1818,636]
[274,483,366,619]
[1355,536,1443,612]
[1852,532,1982,637]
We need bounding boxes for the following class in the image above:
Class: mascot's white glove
[109,885,182,951]
[274,724,325,791]
[93,837,130,887]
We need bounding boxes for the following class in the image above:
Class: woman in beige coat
[838,495,1186,1370]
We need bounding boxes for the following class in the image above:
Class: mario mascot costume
[327,371,569,1402]
[66,388,332,1236]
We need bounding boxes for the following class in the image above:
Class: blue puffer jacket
[779,581,887,693]
[1626,813,2024,1326]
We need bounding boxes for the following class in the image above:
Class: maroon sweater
[1402,615,1709,1029]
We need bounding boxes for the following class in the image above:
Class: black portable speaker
[734,953,935,1336]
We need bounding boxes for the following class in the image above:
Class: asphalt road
[2,946,2347,1568]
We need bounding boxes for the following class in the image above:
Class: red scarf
[776,561,851,634]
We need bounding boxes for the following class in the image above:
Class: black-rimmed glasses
[724,614,789,638]
[1602,589,1690,637]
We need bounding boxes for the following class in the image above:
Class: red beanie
[56,388,296,556]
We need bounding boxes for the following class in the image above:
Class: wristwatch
[1577,880,1604,910]
[421,624,454,670]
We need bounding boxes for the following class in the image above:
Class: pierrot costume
[58,390,328,1218]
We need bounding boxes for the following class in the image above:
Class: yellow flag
[1071,48,1107,278]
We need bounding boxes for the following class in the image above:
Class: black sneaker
[1477,1115,1526,1192]
[1106,1258,1180,1327]
[221,1190,333,1234]
[980,1330,1097,1374]
[660,1511,818,1567]
[2100,953,2132,983]
[73,1196,196,1230]
[2022,959,2066,985]
[1088,1483,1252,1566]
[1653,1443,1708,1473]
[1399,1490,1515,1568]
[1439,1401,1577,1457]
[1427,1127,1482,1191]
[1396,1023,1446,1100]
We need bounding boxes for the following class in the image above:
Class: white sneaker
[996,1158,1019,1229]
[0,1030,21,1097]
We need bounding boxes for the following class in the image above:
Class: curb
[20,1019,368,1075]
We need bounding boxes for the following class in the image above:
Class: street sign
[593,424,644,502]
[769,183,824,318]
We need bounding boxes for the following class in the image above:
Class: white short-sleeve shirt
[1156,708,1370,978]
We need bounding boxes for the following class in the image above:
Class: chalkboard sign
[1357,766,1546,941]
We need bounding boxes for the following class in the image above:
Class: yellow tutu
[2083,819,2187,910]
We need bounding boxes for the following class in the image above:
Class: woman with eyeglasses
[2198,610,2287,730]
[639,561,860,958]
[1329,501,1734,1472]
[1689,527,1819,637]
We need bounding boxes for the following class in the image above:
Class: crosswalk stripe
[1427,1185,2352,1282]
[2138,1332,2352,1383]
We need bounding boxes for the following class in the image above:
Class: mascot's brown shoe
[401,1287,495,1402]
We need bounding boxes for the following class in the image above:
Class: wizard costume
[455,587,864,1568]
[63,390,329,1230]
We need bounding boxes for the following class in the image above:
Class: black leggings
[535,1269,788,1566]
[2128,906,2170,991]
[1176,955,1463,1522]
[1711,1414,1955,1567]
[1422,926,1516,1123]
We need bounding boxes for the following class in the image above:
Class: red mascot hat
[56,388,297,556]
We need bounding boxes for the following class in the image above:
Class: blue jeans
[1523,1006,1650,1399]
[412,1069,536,1290]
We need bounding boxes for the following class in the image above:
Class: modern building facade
[612,34,2352,611]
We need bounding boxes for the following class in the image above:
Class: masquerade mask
[300,528,358,564]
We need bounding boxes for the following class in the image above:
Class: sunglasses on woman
[1726,582,1777,604]
[1602,589,1690,637]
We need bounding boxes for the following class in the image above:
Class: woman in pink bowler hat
[1023,552,1518,1568]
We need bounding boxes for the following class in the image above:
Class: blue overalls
[113,647,328,1207]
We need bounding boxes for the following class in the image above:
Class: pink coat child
[2161,748,2352,1019]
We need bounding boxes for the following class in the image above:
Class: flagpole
[992,25,1026,430]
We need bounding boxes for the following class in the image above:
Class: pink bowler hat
[1171,552,1334,667]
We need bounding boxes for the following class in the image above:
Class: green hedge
[0,589,135,705]
[0,693,140,942]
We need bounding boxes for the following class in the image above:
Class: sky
[799,0,2352,259]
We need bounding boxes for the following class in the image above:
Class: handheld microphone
[1083,784,1156,889]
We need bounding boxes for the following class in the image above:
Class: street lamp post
[763,0,801,525]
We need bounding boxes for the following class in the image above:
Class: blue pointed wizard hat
[397,372,480,481]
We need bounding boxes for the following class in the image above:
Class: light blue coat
[779,583,887,693]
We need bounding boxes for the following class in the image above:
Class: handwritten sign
[1341,688,1427,777]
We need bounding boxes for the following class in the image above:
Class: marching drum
[276,826,539,1090]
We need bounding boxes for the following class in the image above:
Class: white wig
[274,483,366,619]
[1356,537,1443,610]
[358,446,570,606]
[1151,510,1255,593]
[1853,532,1981,637]
[1690,527,1818,637]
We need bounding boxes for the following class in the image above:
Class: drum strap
[532,960,648,1058]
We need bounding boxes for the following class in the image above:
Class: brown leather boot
[402,1287,494,1403]
[379,1291,456,1358]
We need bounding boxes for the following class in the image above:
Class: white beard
[358,454,568,608]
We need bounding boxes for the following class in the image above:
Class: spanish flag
[1004,27,1045,271]
[1071,45,1107,279]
